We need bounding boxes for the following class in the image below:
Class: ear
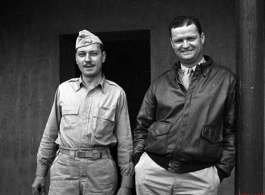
[102,51,106,63]
[75,50,79,64]
[201,32,205,44]
[170,38,174,48]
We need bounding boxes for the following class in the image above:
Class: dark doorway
[60,30,151,193]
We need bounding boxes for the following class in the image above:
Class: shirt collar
[69,75,106,93]
[68,77,82,92]
[80,74,106,93]
[173,56,215,80]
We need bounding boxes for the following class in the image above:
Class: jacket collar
[173,55,214,78]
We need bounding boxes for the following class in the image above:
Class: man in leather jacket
[133,16,236,195]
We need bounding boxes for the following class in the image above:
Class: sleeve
[216,77,236,178]
[36,88,61,177]
[114,90,134,188]
[132,85,157,166]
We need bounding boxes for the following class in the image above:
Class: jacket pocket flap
[202,126,223,143]
[149,122,171,136]
[62,106,79,115]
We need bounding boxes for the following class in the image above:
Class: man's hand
[116,187,133,195]
[32,176,46,195]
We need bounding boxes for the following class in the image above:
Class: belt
[59,147,109,160]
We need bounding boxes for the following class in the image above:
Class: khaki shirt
[36,76,134,187]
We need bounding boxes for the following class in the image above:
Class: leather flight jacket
[133,56,236,179]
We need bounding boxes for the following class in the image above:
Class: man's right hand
[32,176,46,195]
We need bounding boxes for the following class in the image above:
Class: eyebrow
[77,49,99,53]
[173,34,197,40]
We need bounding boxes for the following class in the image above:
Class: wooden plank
[235,0,265,194]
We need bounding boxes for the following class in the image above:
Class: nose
[182,40,189,48]
[85,53,91,62]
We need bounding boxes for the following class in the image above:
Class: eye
[91,52,99,56]
[174,40,182,44]
[78,53,86,57]
[188,37,196,41]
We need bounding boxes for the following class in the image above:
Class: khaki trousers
[135,152,220,195]
[48,152,117,195]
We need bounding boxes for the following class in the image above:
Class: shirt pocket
[196,125,223,162]
[61,105,79,130]
[146,122,171,155]
[92,107,115,138]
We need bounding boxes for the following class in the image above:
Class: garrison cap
[76,30,103,49]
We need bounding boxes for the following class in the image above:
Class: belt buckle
[76,150,86,158]
[92,150,101,160]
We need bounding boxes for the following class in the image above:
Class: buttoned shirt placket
[82,88,92,148]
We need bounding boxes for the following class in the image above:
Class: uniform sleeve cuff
[121,175,134,188]
[36,163,49,177]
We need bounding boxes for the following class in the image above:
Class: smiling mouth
[181,50,193,55]
[84,65,95,68]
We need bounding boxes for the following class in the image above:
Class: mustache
[83,63,95,66]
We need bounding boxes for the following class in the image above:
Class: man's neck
[181,57,205,68]
[81,74,102,90]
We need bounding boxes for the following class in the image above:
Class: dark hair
[169,16,202,37]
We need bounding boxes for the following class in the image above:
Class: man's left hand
[116,187,133,195]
